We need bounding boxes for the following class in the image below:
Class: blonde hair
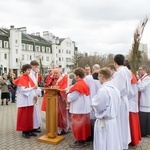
[99,67,111,79]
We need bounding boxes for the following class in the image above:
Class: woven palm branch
[130,16,148,74]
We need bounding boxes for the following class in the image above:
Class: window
[4,67,7,73]
[30,45,33,51]
[0,40,2,48]
[22,55,24,60]
[66,50,68,54]
[22,44,25,50]
[4,54,7,59]
[4,41,8,48]
[26,44,29,51]
[42,47,45,52]
[36,46,40,52]
[46,47,51,53]
[30,55,32,60]
[16,58,18,62]
[59,49,61,53]
[15,40,18,43]
[16,49,18,54]
[59,58,61,61]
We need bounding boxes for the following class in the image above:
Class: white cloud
[0,0,150,56]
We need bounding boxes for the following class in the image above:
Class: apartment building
[0,26,76,75]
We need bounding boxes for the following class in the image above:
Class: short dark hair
[114,54,125,65]
[99,67,111,79]
[30,60,39,66]
[124,60,131,70]
[21,64,32,73]
[74,67,85,78]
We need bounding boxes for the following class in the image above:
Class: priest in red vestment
[41,68,69,134]
[13,64,38,139]
[67,67,91,148]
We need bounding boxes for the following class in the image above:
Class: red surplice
[14,74,35,131]
[129,71,141,146]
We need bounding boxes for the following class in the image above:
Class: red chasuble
[69,79,91,141]
[14,74,35,131]
[53,75,68,129]
[41,75,68,132]
[41,75,68,111]
[129,71,141,146]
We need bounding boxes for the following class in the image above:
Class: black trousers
[139,111,150,136]
[86,119,95,142]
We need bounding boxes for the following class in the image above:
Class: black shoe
[28,132,37,137]
[58,130,67,135]
[86,136,93,142]
[1,102,3,106]
[33,129,41,133]
[22,133,30,139]
[6,102,8,105]
[11,101,16,103]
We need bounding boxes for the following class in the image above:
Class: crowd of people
[0,54,150,150]
[0,69,17,105]
[40,53,149,150]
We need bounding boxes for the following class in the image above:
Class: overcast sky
[0,0,150,56]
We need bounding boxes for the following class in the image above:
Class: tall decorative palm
[39,56,44,75]
[130,16,148,74]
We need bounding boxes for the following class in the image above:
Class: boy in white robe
[29,60,42,132]
[113,54,132,149]
[91,67,121,150]
[14,64,38,138]
[67,67,91,148]
[84,65,101,142]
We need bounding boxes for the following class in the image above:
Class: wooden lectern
[38,87,65,144]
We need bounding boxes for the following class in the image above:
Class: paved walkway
[0,97,150,150]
